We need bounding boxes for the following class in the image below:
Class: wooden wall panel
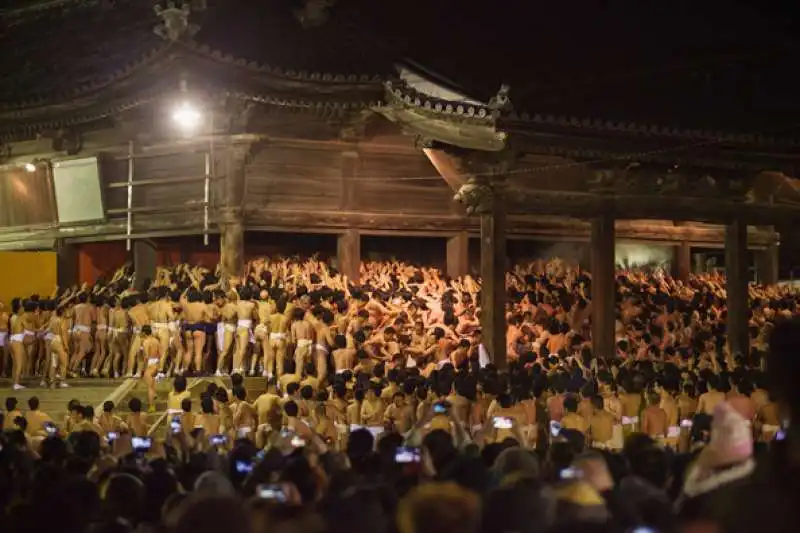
[102,152,209,212]
[132,153,207,209]
[354,152,452,213]
[245,147,342,210]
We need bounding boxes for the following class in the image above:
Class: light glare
[172,102,202,131]
[23,163,36,173]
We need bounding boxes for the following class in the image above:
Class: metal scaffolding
[121,138,215,251]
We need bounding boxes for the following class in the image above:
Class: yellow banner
[0,251,57,310]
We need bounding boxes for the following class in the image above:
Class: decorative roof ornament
[294,0,336,28]
[488,84,512,118]
[153,1,200,41]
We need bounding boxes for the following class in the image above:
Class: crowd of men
[0,256,799,532]
[0,258,793,437]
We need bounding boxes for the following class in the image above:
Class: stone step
[2,376,269,436]
[2,382,119,429]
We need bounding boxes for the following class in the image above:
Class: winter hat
[704,401,753,468]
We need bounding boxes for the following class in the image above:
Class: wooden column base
[673,241,691,281]
[480,201,507,370]
[591,215,616,359]
[56,241,79,289]
[337,228,361,285]
[755,243,779,284]
[446,231,469,278]
[133,240,157,291]
[220,220,244,278]
[725,220,749,356]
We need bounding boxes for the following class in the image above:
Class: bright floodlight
[172,102,202,132]
[23,163,36,173]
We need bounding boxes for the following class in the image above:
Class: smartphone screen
[235,460,253,474]
[44,422,57,435]
[493,416,512,430]
[107,431,119,441]
[132,436,152,451]
[560,467,581,480]
[170,416,182,434]
[433,402,447,415]
[550,421,562,438]
[210,434,227,446]
[257,484,287,502]
[394,446,421,464]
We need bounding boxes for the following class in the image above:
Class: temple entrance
[361,235,446,269]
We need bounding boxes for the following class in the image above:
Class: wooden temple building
[1,0,800,365]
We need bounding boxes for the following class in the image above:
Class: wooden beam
[505,189,800,225]
[242,209,777,247]
[423,148,467,191]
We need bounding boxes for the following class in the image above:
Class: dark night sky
[191,0,800,130]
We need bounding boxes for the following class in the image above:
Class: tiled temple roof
[383,1,800,138]
[1,0,799,143]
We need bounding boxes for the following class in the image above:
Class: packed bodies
[1,256,799,533]
[0,257,794,443]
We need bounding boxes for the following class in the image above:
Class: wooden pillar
[219,144,248,279]
[340,151,359,210]
[480,185,507,370]
[56,241,79,288]
[755,241,779,285]
[447,232,469,278]
[591,214,616,359]
[133,240,156,291]
[693,252,707,274]
[220,220,244,278]
[337,228,361,284]
[673,241,691,282]
[226,144,248,208]
[725,220,749,356]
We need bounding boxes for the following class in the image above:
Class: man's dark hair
[174,376,188,393]
[5,397,17,411]
[300,385,314,400]
[128,398,143,413]
[27,397,39,410]
[13,415,27,431]
[201,396,214,414]
[564,395,579,413]
[284,400,299,418]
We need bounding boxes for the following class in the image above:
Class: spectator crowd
[0,256,799,533]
